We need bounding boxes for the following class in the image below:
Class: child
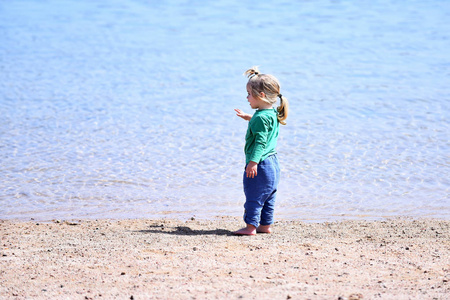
[233,66,289,235]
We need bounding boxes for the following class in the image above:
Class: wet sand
[1,217,448,299]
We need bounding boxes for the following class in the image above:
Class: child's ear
[259,92,266,98]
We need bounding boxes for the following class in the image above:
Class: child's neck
[257,102,273,110]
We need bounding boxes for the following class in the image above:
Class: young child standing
[234,67,289,235]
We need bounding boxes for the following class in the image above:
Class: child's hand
[235,109,252,121]
[246,161,258,178]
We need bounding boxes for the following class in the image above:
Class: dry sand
[0,217,448,299]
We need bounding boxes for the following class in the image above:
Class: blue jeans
[243,155,280,228]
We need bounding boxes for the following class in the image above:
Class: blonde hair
[244,66,289,125]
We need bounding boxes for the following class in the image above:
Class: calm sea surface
[1,0,449,222]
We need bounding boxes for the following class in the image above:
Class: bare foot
[233,225,256,236]
[256,225,272,233]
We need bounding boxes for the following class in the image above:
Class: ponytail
[244,66,260,78]
[277,94,289,125]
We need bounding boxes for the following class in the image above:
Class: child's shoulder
[255,109,277,121]
[255,108,276,117]
[251,109,277,126]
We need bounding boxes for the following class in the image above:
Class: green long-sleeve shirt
[244,108,279,164]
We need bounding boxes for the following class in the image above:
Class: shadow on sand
[135,225,233,236]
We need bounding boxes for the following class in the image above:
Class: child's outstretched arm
[234,109,252,121]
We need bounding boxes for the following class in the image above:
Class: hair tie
[278,94,282,98]
[249,71,259,79]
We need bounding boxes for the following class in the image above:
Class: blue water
[1,0,449,222]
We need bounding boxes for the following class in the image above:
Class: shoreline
[1,217,448,299]
[3,211,449,224]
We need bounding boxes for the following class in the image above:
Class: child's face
[247,86,261,109]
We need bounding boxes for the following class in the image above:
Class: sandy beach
[0,217,448,299]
